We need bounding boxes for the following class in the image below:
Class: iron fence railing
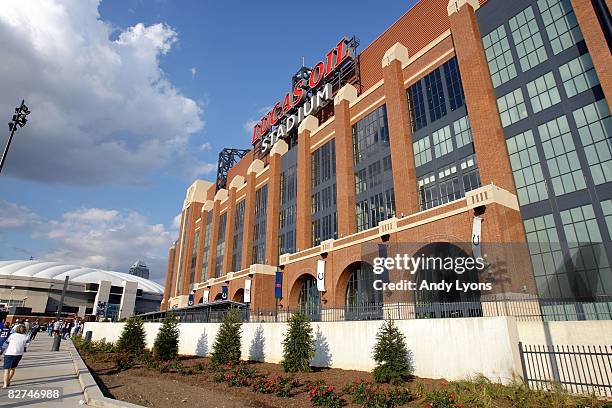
[141,296,612,324]
[519,342,612,397]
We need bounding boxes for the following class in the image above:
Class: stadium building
[162,0,612,318]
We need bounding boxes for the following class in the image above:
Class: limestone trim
[298,115,319,134]
[333,84,358,105]
[247,159,265,175]
[270,139,289,156]
[229,175,246,190]
[214,188,228,202]
[403,48,455,86]
[310,131,336,151]
[382,43,409,68]
[350,96,386,125]
[201,200,213,212]
[447,0,479,16]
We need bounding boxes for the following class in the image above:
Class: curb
[66,340,145,408]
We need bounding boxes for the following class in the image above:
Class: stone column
[334,85,358,237]
[241,160,264,269]
[382,43,419,216]
[118,281,138,320]
[296,116,318,250]
[265,140,288,265]
[448,0,517,193]
[93,280,111,316]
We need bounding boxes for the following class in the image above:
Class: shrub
[91,339,116,353]
[372,320,412,384]
[343,379,413,408]
[210,308,242,366]
[281,311,315,373]
[307,383,342,408]
[116,316,146,355]
[153,314,180,361]
[425,388,462,408]
[251,375,299,397]
[114,353,135,371]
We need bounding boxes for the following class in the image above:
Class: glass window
[354,168,367,195]
[560,204,611,296]
[558,53,600,98]
[413,136,432,167]
[538,115,586,196]
[537,0,583,55]
[432,125,453,158]
[602,200,612,240]
[424,68,447,122]
[443,57,465,111]
[497,88,528,127]
[523,214,567,297]
[453,115,473,148]
[352,105,389,164]
[215,213,227,277]
[438,164,461,204]
[526,72,561,113]
[460,154,481,193]
[509,6,548,72]
[482,24,517,87]
[312,139,336,187]
[417,173,438,211]
[506,130,549,205]
[407,83,427,132]
[572,100,612,185]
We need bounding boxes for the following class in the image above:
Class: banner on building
[275,271,283,299]
[188,293,194,306]
[316,259,326,292]
[221,285,228,301]
[203,290,209,303]
[472,216,483,259]
[244,279,252,303]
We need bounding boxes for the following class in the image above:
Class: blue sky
[0,0,417,283]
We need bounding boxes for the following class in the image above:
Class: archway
[213,293,223,302]
[343,262,382,320]
[414,242,482,318]
[297,275,321,320]
[233,288,245,303]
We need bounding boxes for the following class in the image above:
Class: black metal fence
[519,342,612,397]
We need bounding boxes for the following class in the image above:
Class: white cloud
[0,0,215,185]
[190,67,197,79]
[199,142,212,151]
[0,200,40,229]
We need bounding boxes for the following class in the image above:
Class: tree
[372,320,412,384]
[153,313,180,361]
[210,308,242,366]
[116,316,146,355]
[281,311,315,372]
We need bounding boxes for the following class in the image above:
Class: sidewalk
[0,334,85,407]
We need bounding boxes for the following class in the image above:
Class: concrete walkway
[0,334,85,407]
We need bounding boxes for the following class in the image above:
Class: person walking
[52,320,61,337]
[24,320,30,335]
[2,324,29,388]
[47,320,54,337]
[62,321,71,339]
[0,322,10,353]
[29,321,39,342]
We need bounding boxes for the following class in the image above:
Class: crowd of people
[0,317,84,388]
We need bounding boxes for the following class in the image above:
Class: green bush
[281,311,315,373]
[307,383,342,408]
[343,379,413,408]
[210,308,242,366]
[114,353,135,371]
[251,375,299,397]
[372,320,412,384]
[153,314,180,361]
[116,316,146,355]
[90,339,116,353]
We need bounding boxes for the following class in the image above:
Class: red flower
[450,392,456,399]
[327,386,333,392]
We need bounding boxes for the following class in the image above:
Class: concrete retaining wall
[84,316,522,383]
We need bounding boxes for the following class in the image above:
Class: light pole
[1,100,31,174]
[8,286,15,307]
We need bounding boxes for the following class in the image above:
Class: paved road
[0,334,85,407]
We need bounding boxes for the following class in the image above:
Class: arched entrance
[414,242,482,318]
[297,275,321,320]
[233,288,245,303]
[344,262,383,320]
[213,293,223,301]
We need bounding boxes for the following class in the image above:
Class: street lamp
[1,100,31,174]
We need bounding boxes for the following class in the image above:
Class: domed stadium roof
[0,260,163,295]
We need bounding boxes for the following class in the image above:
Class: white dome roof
[0,260,163,295]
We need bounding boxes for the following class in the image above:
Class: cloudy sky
[0,0,412,284]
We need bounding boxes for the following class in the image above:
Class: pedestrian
[70,321,78,338]
[2,324,29,388]
[52,320,61,337]
[24,320,30,335]
[62,321,71,339]
[0,322,10,353]
[10,320,20,331]
[29,321,39,342]
[47,320,54,337]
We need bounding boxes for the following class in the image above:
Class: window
[432,125,453,158]
[526,72,561,113]
[252,185,268,264]
[413,137,432,167]
[538,115,586,196]
[280,165,297,205]
[201,213,211,280]
[537,0,583,55]
[417,173,438,211]
[497,88,528,127]
[572,100,612,185]
[215,213,227,277]
[438,164,460,205]
[352,105,389,164]
[453,115,473,148]
[523,214,568,297]
[189,230,200,288]
[407,83,427,131]
[443,57,465,111]
[602,200,612,240]
[356,199,369,232]
[482,24,517,87]
[354,168,367,194]
[460,154,481,192]
[232,200,245,271]
[311,139,337,246]
[424,68,447,123]
[382,155,392,172]
[509,6,548,72]
[312,139,336,187]
[506,130,548,205]
[560,204,611,296]
[558,53,600,98]
[367,161,382,188]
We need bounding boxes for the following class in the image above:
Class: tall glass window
[509,6,548,72]
[602,200,612,240]
[572,100,612,185]
[311,140,337,246]
[189,230,200,290]
[526,72,561,113]
[201,212,211,280]
[537,0,583,55]
[453,115,473,148]
[482,24,517,87]
[215,213,227,278]
[442,58,465,111]
[460,154,481,193]
[232,200,245,271]
[424,69,447,123]
[279,163,297,256]
[432,125,453,158]
[413,137,433,167]
[497,88,528,127]
[538,115,586,196]
[558,53,600,98]
[352,105,389,164]
[252,185,267,264]
[407,82,427,132]
[438,164,461,205]
[417,173,438,211]
[506,130,549,205]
